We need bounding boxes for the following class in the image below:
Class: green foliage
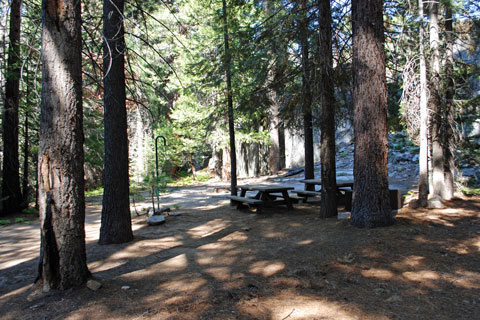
[169,171,213,186]
[0,220,11,226]
[22,207,39,215]
[461,187,480,195]
[85,187,104,197]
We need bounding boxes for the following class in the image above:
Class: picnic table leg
[282,191,293,210]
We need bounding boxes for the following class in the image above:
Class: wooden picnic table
[293,179,354,206]
[227,184,295,210]
[300,179,354,191]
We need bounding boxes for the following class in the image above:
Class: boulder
[147,215,166,226]
[87,279,102,291]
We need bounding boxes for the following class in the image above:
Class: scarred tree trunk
[223,0,237,196]
[299,0,315,188]
[317,0,337,218]
[1,0,22,216]
[38,0,89,290]
[351,0,393,228]
[99,0,133,244]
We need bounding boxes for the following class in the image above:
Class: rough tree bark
[1,0,23,216]
[351,0,393,228]
[38,0,89,290]
[429,0,445,199]
[298,0,315,188]
[99,0,133,244]
[317,0,337,218]
[418,0,429,207]
[443,5,455,200]
[222,0,237,196]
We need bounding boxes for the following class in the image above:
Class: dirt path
[1,179,479,320]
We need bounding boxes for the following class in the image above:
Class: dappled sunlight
[391,255,426,270]
[187,218,229,239]
[159,253,189,273]
[204,266,235,281]
[0,223,39,270]
[160,276,208,293]
[451,270,480,289]
[361,268,395,280]
[258,296,377,320]
[297,239,313,245]
[196,249,239,266]
[402,270,441,288]
[249,260,285,277]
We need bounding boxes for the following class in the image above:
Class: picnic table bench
[227,185,295,211]
[297,179,402,210]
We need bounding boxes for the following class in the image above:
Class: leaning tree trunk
[99,0,133,244]
[1,0,22,216]
[429,0,445,199]
[299,0,315,189]
[351,0,393,228]
[443,5,455,200]
[222,0,237,196]
[38,0,89,290]
[418,0,429,207]
[317,0,337,218]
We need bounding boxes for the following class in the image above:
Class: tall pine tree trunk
[317,0,337,218]
[429,1,445,199]
[100,0,133,244]
[222,0,237,196]
[443,5,455,200]
[351,0,393,228]
[1,0,22,216]
[299,0,314,187]
[38,0,89,290]
[418,0,429,207]
[22,111,29,203]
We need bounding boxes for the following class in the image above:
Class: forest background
[0,0,479,214]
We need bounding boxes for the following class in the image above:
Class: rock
[169,212,182,216]
[428,195,444,209]
[412,154,419,162]
[87,279,102,291]
[121,285,130,290]
[387,295,402,303]
[147,215,166,225]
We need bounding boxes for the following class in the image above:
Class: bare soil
[1,187,479,320]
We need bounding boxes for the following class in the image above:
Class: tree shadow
[1,195,479,319]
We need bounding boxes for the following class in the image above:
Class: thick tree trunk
[222,0,237,196]
[100,0,133,244]
[38,0,89,290]
[418,0,429,207]
[268,102,282,174]
[351,0,393,228]
[299,0,315,188]
[429,1,445,199]
[443,6,455,200]
[22,111,29,203]
[1,0,22,216]
[317,0,337,218]
[266,0,286,174]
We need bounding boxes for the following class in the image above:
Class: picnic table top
[237,185,294,192]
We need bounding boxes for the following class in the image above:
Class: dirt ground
[1,185,479,320]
